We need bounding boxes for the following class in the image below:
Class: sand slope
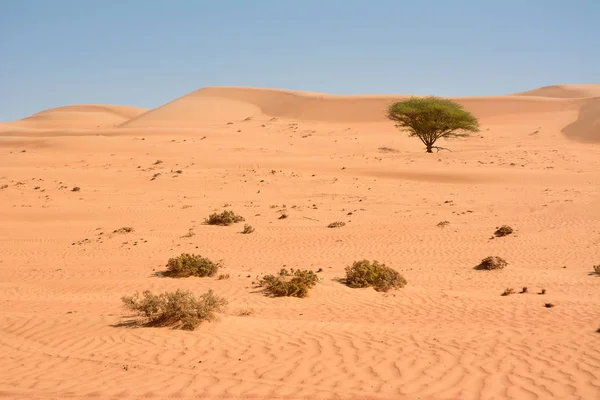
[513,84,600,98]
[5,105,148,130]
[0,85,599,400]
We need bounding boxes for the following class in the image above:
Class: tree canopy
[387,96,480,153]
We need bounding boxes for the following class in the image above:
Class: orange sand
[0,84,599,400]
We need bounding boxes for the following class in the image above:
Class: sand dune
[0,84,599,400]
[513,84,600,98]
[5,104,148,130]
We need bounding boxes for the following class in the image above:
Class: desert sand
[0,84,599,400]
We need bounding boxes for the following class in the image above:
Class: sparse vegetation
[121,289,227,330]
[494,225,514,237]
[520,287,528,294]
[71,186,81,192]
[437,220,450,227]
[218,273,230,280]
[278,213,289,220]
[345,260,407,292]
[164,253,221,278]
[153,160,163,165]
[593,264,600,275]
[501,288,516,296]
[256,268,319,298]
[328,221,346,228]
[475,256,508,271]
[205,210,245,226]
[114,227,134,234]
[387,96,480,153]
[242,224,255,234]
[544,303,555,308]
[539,288,546,295]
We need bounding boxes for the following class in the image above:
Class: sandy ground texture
[1,84,599,400]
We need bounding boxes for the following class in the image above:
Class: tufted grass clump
[165,253,221,278]
[494,225,513,237]
[475,256,508,271]
[256,268,319,298]
[205,210,245,226]
[344,260,407,292]
[121,289,227,330]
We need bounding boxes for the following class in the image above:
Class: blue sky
[1,0,598,121]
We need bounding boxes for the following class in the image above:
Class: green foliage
[387,96,480,153]
[344,260,407,292]
[121,289,227,330]
[165,253,220,277]
[256,268,319,298]
[205,210,245,226]
[475,256,508,270]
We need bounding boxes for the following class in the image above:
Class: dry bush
[71,186,81,192]
[218,273,230,280]
[501,288,516,296]
[328,221,346,228]
[114,227,134,234]
[494,225,514,237]
[205,210,245,226]
[165,253,221,278]
[475,256,508,270]
[256,268,319,298]
[593,264,600,275]
[345,260,407,292]
[544,303,555,308]
[242,224,255,234]
[121,289,227,330]
[437,220,450,227]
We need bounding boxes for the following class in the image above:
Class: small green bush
[494,225,513,237]
[121,289,227,330]
[256,268,319,298]
[205,210,245,226]
[344,260,407,292]
[475,256,507,270]
[165,253,221,277]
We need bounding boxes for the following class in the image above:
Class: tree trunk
[426,143,433,153]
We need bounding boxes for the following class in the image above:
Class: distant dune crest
[2,84,599,142]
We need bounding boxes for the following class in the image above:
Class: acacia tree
[387,96,480,153]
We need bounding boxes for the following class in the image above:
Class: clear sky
[1,0,598,121]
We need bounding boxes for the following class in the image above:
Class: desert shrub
[114,227,134,234]
[328,221,346,228]
[256,268,319,298]
[218,273,230,280]
[278,213,289,220]
[501,288,516,296]
[71,186,81,192]
[593,264,600,274]
[475,256,507,270]
[494,225,513,237]
[544,303,555,308]
[121,289,227,330]
[520,287,528,294]
[242,224,255,234]
[345,260,407,292]
[437,220,450,227]
[165,253,220,277]
[205,210,245,226]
